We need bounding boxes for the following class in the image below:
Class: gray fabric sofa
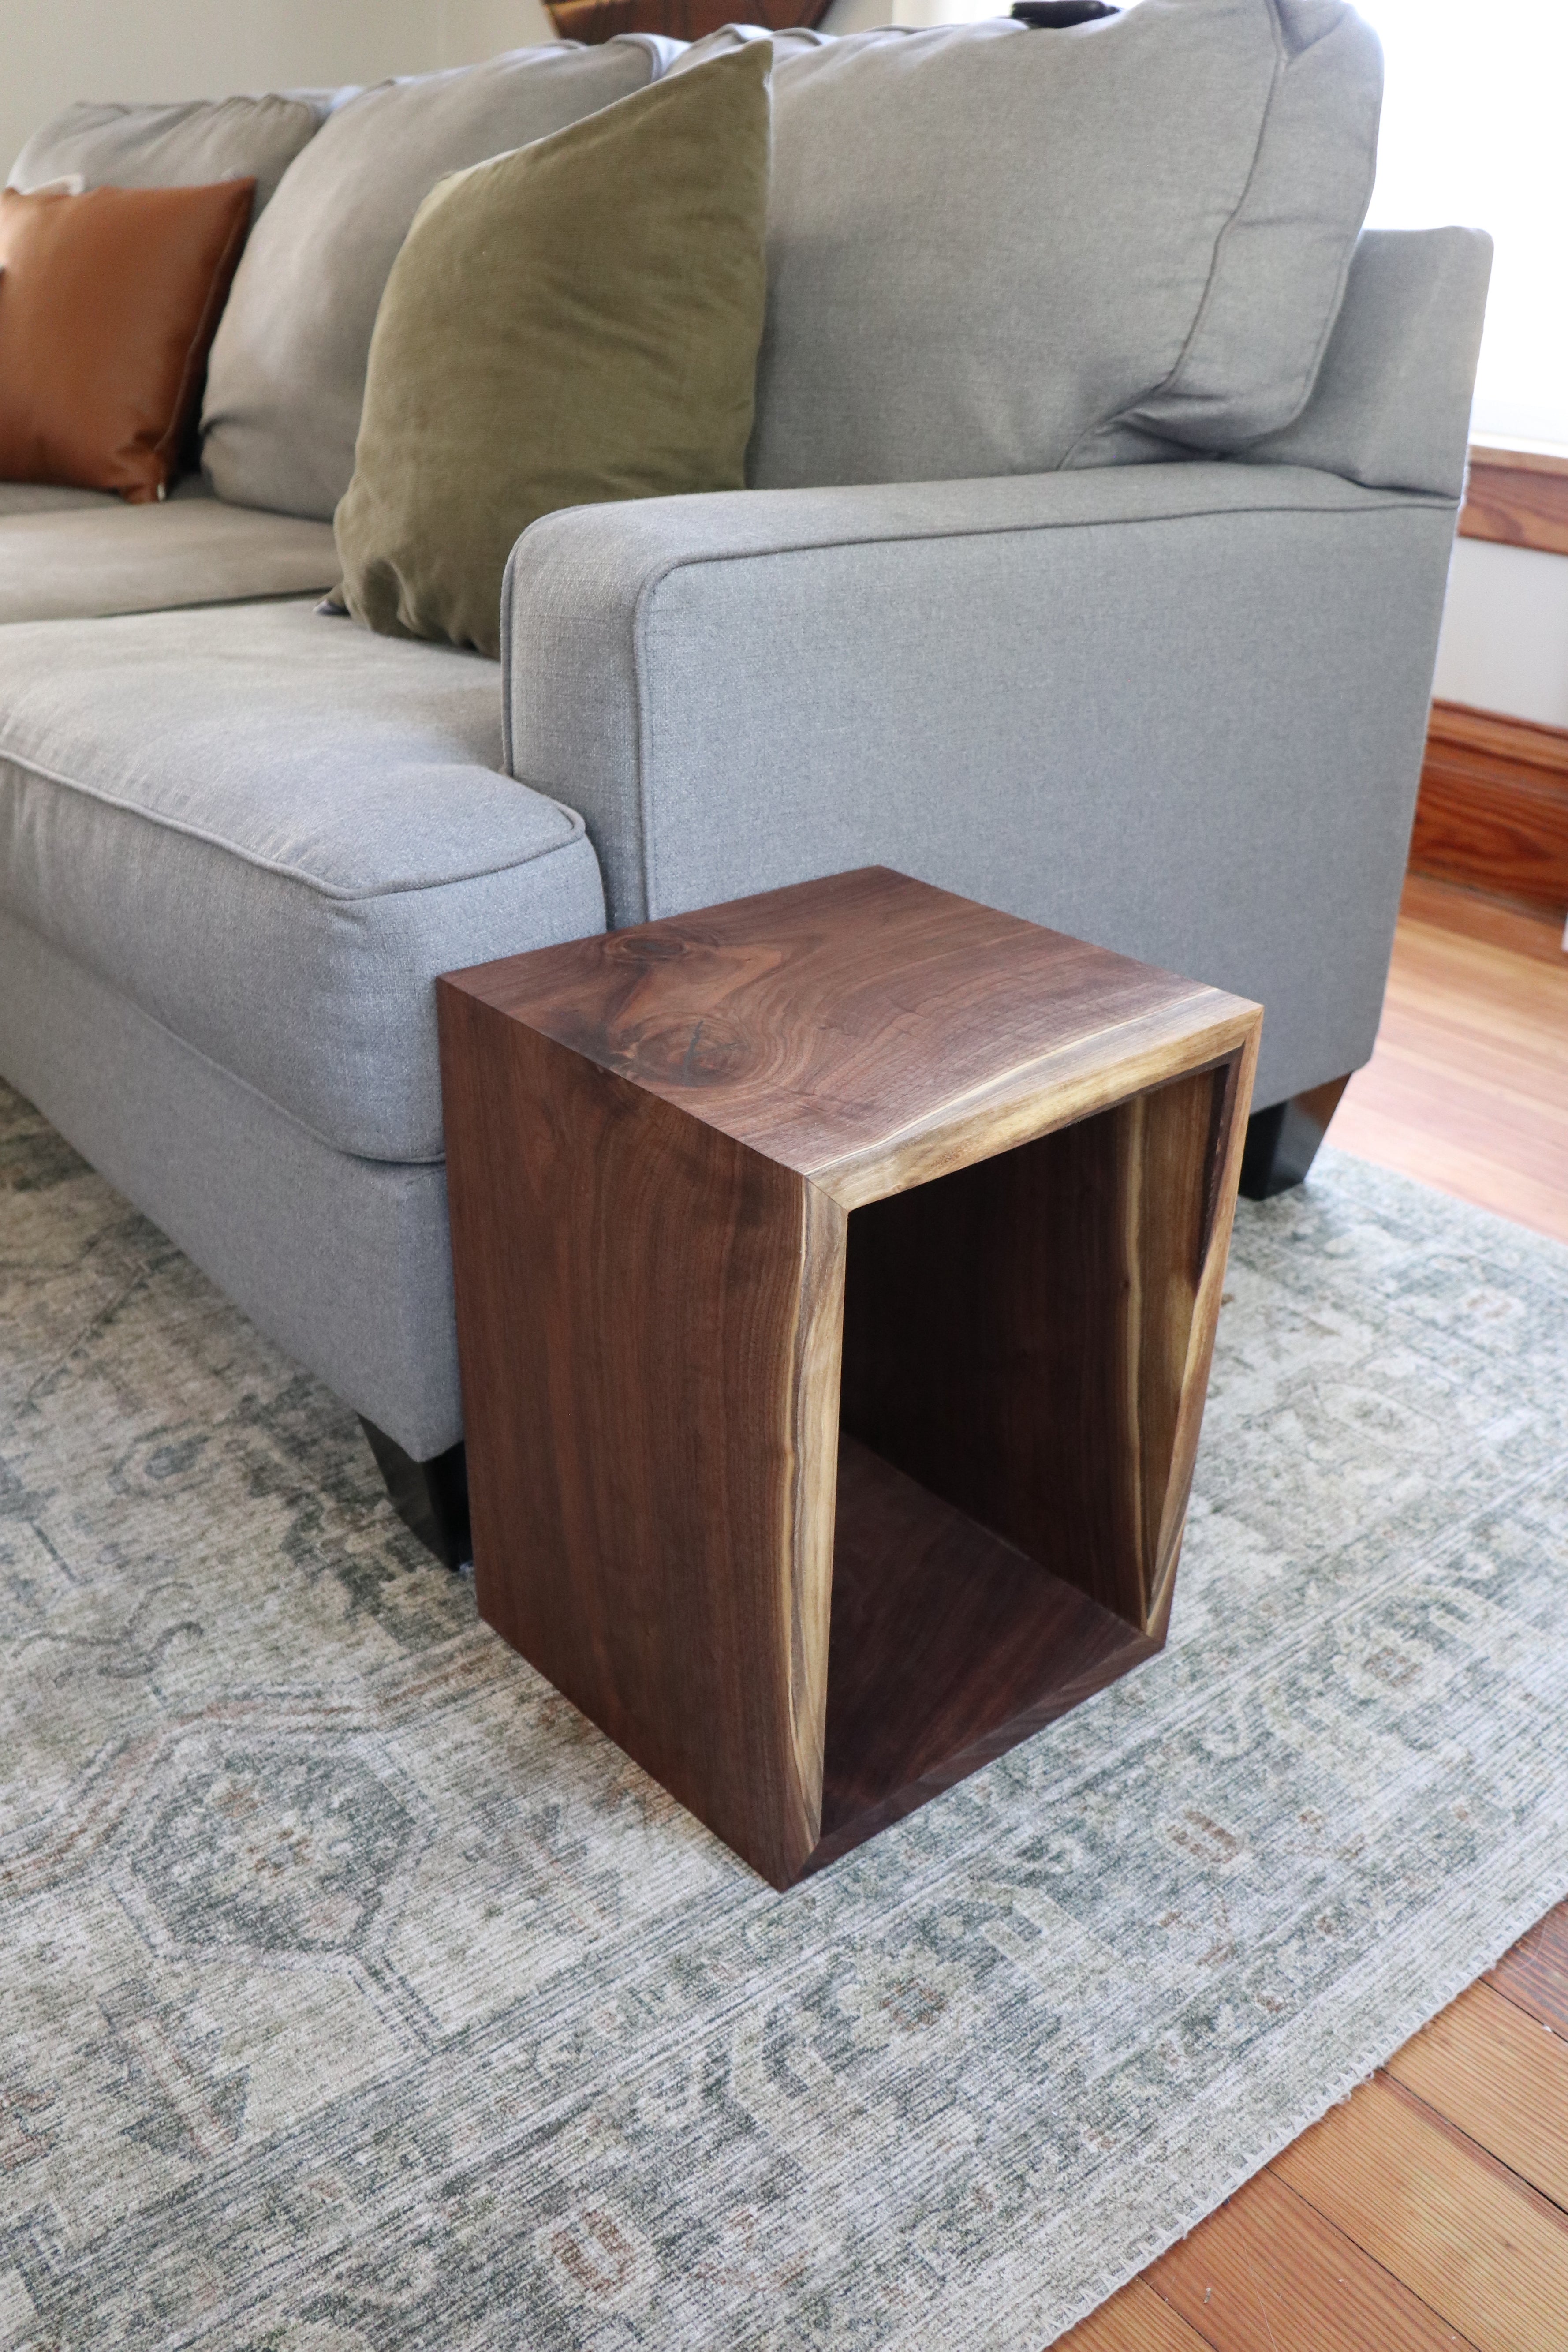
[0,8,1489,1552]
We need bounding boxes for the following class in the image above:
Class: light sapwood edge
[1120,1088,1150,1609]
[811,1000,1262,1211]
[781,1176,847,1851]
[1146,1025,1259,1632]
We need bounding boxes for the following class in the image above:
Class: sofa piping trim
[500,471,1452,787]
[0,742,589,902]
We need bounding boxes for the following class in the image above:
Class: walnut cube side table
[437,868,1260,1889]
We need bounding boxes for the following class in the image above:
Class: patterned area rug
[3,1073,1567,2352]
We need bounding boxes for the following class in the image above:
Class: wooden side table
[438,868,1260,1889]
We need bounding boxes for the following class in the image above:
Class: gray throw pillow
[8,95,327,220]
[200,40,665,522]
[750,1,1383,490]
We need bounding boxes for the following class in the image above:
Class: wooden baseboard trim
[1460,440,1568,557]
[1410,699,1568,914]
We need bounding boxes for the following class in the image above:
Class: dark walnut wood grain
[438,868,1260,1888]
[815,1436,1159,1872]
[840,1061,1236,1635]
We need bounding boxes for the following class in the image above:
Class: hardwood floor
[1330,874,1568,1244]
[1051,875,1568,2351]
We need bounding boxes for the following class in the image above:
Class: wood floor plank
[1337,1043,1567,1147]
[1386,1980,1568,2211]
[1488,1901,1568,2038]
[1050,2274,1217,2351]
[1400,874,1568,965]
[1271,2074,1568,2352]
[1329,1103,1568,1247]
[1368,992,1568,1114]
[1368,1002,1568,1131]
[1333,879,1568,1244]
[1146,2167,1478,2352]
[1370,929,1567,1079]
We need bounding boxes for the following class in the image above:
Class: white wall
[441,0,560,67]
[0,0,557,177]
[1355,0,1568,729]
[1433,538,1568,731]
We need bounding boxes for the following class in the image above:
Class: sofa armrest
[1239,227,1493,498]
[503,462,1457,1112]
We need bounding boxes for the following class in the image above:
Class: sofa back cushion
[200,40,665,522]
[9,95,326,220]
[750,1,1383,490]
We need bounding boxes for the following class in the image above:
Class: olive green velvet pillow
[332,42,772,658]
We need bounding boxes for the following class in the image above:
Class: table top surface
[439,867,1260,1207]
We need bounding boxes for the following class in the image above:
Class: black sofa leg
[1239,1074,1352,1201]
[360,1418,471,1570]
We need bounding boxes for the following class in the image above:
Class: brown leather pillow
[0,178,255,503]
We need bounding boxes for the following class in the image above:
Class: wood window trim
[1460,436,1568,556]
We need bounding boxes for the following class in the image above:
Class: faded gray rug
[3,1073,1566,2352]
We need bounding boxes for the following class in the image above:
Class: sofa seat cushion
[0,497,340,621]
[0,599,604,1160]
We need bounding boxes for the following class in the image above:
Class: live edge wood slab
[437,868,1261,1890]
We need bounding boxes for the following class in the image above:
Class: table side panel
[437,981,846,1891]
